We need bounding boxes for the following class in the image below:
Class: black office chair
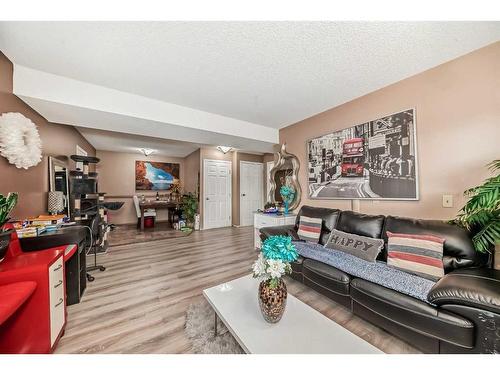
[86,214,106,282]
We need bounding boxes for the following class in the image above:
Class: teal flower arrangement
[252,235,298,289]
[280,185,295,214]
[262,235,298,262]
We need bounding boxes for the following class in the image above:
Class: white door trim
[239,160,264,227]
[203,159,232,230]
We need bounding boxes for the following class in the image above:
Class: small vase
[258,278,287,323]
[284,201,289,215]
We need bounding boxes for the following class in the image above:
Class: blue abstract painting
[135,161,180,190]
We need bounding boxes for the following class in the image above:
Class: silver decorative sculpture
[269,144,302,211]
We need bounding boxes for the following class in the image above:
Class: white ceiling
[1,22,499,128]
[76,127,201,158]
[0,21,499,154]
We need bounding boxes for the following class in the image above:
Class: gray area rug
[185,299,244,354]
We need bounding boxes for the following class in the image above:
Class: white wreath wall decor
[0,112,42,169]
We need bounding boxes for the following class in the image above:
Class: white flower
[252,253,267,277]
[266,259,286,279]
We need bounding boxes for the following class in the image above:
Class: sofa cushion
[350,278,474,348]
[302,258,350,296]
[427,268,500,314]
[296,206,341,245]
[325,229,384,262]
[382,215,488,271]
[259,225,299,242]
[336,211,385,239]
[297,216,322,243]
[387,231,445,281]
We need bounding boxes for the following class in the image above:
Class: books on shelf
[27,214,66,226]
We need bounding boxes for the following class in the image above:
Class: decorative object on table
[453,159,500,267]
[0,192,18,262]
[185,299,243,354]
[269,144,301,210]
[135,160,180,190]
[252,235,298,323]
[0,112,42,169]
[307,108,418,200]
[263,201,278,214]
[47,191,65,215]
[181,192,199,228]
[280,184,295,215]
[48,156,70,216]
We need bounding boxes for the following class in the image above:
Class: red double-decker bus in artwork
[341,137,364,177]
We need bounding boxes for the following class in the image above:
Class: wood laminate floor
[56,226,420,354]
[107,222,190,247]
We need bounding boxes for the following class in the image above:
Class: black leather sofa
[259,206,500,354]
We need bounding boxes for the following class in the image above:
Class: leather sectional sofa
[259,206,500,354]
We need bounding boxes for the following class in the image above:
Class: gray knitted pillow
[325,229,384,262]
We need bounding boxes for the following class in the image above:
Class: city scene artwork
[307,109,418,200]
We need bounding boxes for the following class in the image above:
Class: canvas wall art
[307,109,418,200]
[135,161,180,190]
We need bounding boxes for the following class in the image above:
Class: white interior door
[203,159,232,230]
[240,161,264,227]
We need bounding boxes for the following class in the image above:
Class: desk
[139,200,180,231]
[19,226,87,305]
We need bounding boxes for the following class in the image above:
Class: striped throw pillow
[297,216,323,243]
[387,231,445,281]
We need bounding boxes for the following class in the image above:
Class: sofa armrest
[259,225,299,242]
[427,268,500,314]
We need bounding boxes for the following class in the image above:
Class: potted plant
[252,235,298,323]
[453,160,500,266]
[0,192,18,262]
[181,192,199,229]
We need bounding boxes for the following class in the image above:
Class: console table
[139,200,180,231]
[253,212,297,249]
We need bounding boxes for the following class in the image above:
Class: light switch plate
[442,194,453,208]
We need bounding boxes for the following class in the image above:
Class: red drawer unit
[0,227,75,353]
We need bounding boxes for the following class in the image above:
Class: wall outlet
[442,194,453,208]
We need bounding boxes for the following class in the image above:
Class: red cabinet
[0,229,72,353]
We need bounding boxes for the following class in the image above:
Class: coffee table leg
[214,312,218,337]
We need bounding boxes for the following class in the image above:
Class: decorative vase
[258,278,287,323]
[284,200,289,215]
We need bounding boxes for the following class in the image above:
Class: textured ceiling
[76,127,201,158]
[1,21,499,129]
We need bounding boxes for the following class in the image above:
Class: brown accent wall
[0,51,96,219]
[96,150,185,225]
[183,149,201,195]
[279,42,500,220]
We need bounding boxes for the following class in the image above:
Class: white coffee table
[203,275,382,354]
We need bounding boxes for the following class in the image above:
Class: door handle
[206,197,209,200]
[242,194,246,197]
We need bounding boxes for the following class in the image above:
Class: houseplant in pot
[181,192,199,230]
[0,192,18,262]
[252,235,298,323]
[453,160,500,267]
